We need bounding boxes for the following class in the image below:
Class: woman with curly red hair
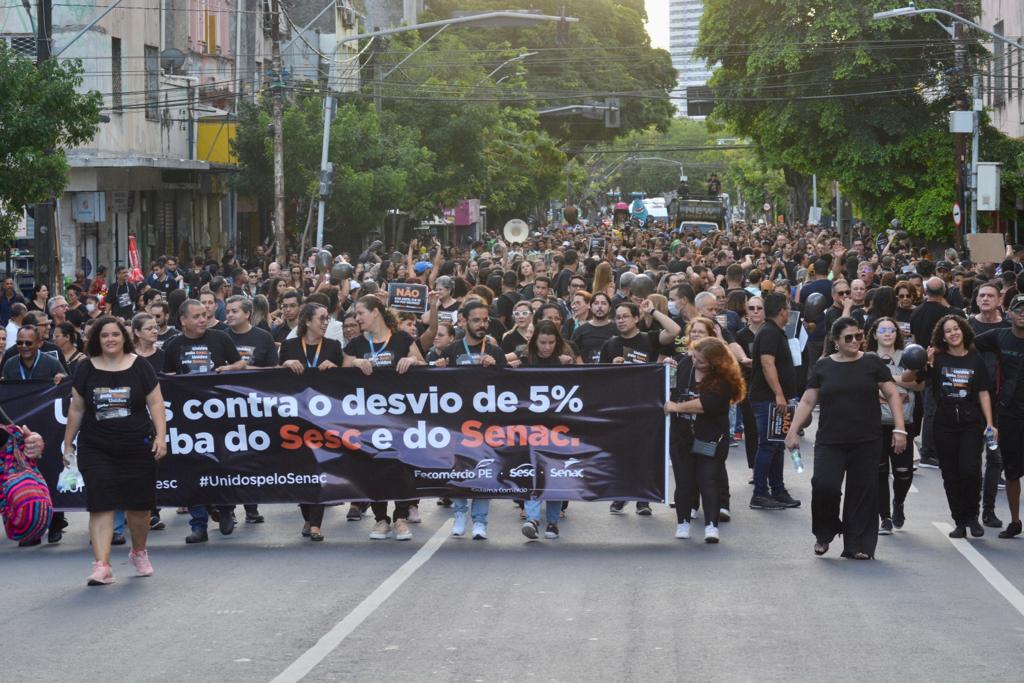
[665,336,746,543]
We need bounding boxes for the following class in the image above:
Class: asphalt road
[4,421,1024,682]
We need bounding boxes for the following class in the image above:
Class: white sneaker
[472,522,487,540]
[369,520,390,540]
[704,524,720,543]
[407,505,422,523]
[690,507,699,520]
[451,511,467,537]
[675,522,691,539]
[719,508,731,522]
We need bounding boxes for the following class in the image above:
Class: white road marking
[271,520,452,683]
[933,522,1024,618]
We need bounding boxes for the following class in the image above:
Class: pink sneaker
[128,549,154,577]
[87,561,114,586]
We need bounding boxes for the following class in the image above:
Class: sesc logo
[508,464,536,477]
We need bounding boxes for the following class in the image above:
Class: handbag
[692,436,721,458]
[0,425,53,543]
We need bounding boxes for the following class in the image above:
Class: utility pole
[952,0,968,247]
[34,0,56,295]
[372,34,384,117]
[270,0,286,264]
[970,73,981,235]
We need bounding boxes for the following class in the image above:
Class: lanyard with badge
[301,338,322,368]
[463,336,482,365]
[367,334,391,364]
[19,350,41,380]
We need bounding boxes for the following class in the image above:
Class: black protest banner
[1,365,667,508]
[387,282,429,314]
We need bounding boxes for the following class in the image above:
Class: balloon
[315,249,332,273]
[803,292,826,320]
[330,262,353,283]
[900,344,927,371]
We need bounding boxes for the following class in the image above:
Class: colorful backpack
[0,425,53,543]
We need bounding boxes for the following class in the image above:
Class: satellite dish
[160,48,186,74]
[503,219,529,244]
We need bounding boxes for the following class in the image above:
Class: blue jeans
[114,510,126,536]
[189,505,233,532]
[752,400,786,498]
[524,500,562,524]
[451,498,490,523]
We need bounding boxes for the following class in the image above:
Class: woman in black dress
[62,316,167,585]
[787,317,906,559]
[279,303,346,542]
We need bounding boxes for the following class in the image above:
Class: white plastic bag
[57,453,84,494]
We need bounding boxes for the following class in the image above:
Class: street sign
[952,202,962,227]
[762,202,771,212]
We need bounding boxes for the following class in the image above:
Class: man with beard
[572,292,616,364]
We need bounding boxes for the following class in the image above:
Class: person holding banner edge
[62,316,167,585]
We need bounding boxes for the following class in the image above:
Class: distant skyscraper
[669,0,713,117]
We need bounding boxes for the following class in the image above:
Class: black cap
[936,260,952,272]
[1009,294,1024,311]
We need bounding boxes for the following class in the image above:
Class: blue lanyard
[19,350,41,380]
[367,333,390,361]
[301,339,322,368]
[462,336,477,360]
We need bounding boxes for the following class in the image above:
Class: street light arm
[333,11,577,53]
[873,6,1024,51]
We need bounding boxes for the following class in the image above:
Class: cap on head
[1009,294,1024,312]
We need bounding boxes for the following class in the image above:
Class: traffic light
[319,162,334,198]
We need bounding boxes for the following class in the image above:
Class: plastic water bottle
[984,427,999,452]
[790,448,805,473]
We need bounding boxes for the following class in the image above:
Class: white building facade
[669,0,713,117]
[980,0,1024,139]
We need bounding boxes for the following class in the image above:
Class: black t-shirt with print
[344,331,416,369]
[572,321,617,364]
[439,337,508,367]
[162,329,241,374]
[279,336,344,368]
[72,356,158,438]
[922,351,989,426]
[599,330,661,364]
[228,326,279,367]
[807,354,892,445]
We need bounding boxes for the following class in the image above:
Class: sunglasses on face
[897,293,913,299]
[877,327,897,334]
[747,305,763,311]
[15,340,33,347]
[841,332,864,343]
[835,290,850,296]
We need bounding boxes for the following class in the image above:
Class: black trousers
[812,440,880,558]
[878,426,914,519]
[300,504,325,528]
[371,501,410,523]
[671,431,724,526]
[740,398,757,469]
[934,422,983,524]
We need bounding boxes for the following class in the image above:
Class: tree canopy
[0,46,102,240]
[696,0,1024,237]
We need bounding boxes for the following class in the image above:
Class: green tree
[0,47,102,240]
[696,0,1024,237]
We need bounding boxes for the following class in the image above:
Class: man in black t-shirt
[272,291,301,343]
[109,267,138,321]
[439,301,507,367]
[552,249,578,299]
[225,295,275,524]
[975,295,1024,538]
[148,300,179,348]
[749,292,800,511]
[164,300,245,545]
[163,300,245,375]
[493,271,522,328]
[226,296,277,367]
[572,293,615,363]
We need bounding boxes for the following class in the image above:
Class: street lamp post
[314,12,577,249]
[873,4,1024,235]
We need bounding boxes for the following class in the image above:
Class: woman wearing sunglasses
[903,315,994,539]
[787,317,906,559]
[867,317,923,534]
